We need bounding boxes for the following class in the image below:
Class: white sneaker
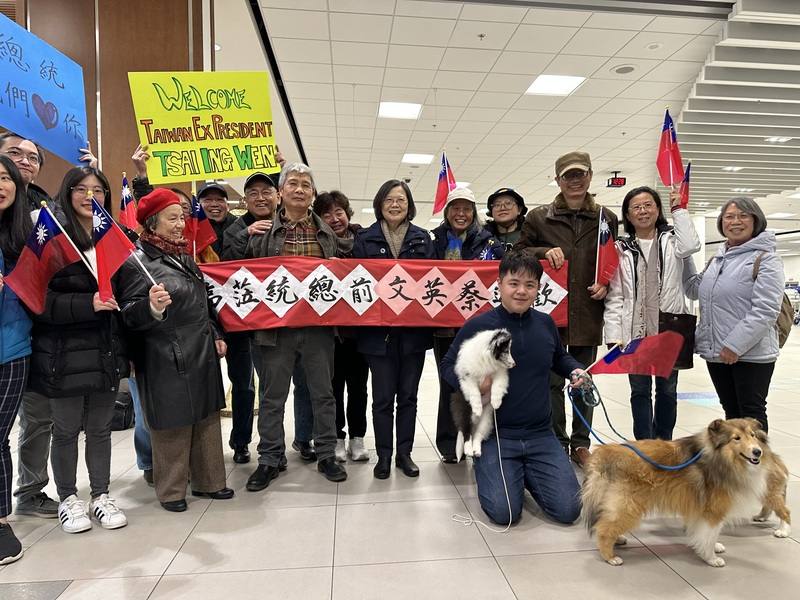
[348,437,369,461]
[335,439,347,462]
[58,495,92,534]
[90,494,128,530]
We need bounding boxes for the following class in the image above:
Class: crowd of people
[0,130,787,564]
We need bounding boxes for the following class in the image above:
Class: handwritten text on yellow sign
[128,71,279,184]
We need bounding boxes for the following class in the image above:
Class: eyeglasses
[560,170,589,181]
[492,200,517,210]
[383,197,408,206]
[246,189,276,200]
[722,212,753,223]
[4,147,41,166]
[629,202,656,213]
[283,180,313,192]
[71,185,106,197]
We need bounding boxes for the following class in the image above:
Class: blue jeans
[292,360,313,444]
[473,431,581,525]
[628,371,678,441]
[129,376,152,471]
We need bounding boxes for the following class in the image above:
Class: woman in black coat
[29,167,129,534]
[115,188,232,512]
[352,180,434,480]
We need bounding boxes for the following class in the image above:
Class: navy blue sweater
[441,305,582,439]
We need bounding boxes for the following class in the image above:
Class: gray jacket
[245,209,340,347]
[684,231,784,363]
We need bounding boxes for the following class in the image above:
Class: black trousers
[433,335,457,455]
[706,360,774,432]
[332,337,369,439]
[226,332,255,448]
[365,338,426,459]
[550,345,596,450]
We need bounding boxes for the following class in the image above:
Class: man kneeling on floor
[441,252,586,525]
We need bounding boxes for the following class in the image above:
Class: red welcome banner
[199,257,568,332]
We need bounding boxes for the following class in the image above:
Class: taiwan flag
[92,198,135,302]
[588,331,684,379]
[119,174,137,230]
[186,194,217,255]
[433,151,457,214]
[656,109,684,186]
[678,162,691,209]
[595,208,619,286]
[4,208,82,314]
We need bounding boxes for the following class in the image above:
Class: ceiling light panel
[402,153,434,164]
[378,102,422,119]
[525,75,586,96]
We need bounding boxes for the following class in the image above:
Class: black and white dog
[450,329,515,459]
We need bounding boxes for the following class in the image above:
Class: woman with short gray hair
[685,197,785,431]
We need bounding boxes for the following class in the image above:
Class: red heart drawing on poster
[32,94,59,130]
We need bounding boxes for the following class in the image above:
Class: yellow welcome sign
[128,71,280,184]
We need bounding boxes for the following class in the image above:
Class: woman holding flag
[27,166,130,534]
[0,156,33,563]
[603,186,700,440]
[115,188,232,512]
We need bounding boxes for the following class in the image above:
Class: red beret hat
[137,188,181,225]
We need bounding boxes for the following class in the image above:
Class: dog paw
[714,542,726,554]
[490,398,502,409]
[473,448,482,457]
[615,535,628,546]
[774,526,790,538]
[752,515,769,522]
[705,556,726,567]
[606,556,623,566]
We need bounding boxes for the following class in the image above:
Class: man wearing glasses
[197,182,235,257]
[515,151,618,469]
[221,172,280,465]
[0,132,50,215]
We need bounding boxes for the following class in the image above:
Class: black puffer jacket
[29,260,129,397]
[116,241,225,430]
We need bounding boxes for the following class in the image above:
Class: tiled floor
[3,339,800,599]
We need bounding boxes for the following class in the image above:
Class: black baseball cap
[487,187,527,215]
[244,172,278,191]
[197,182,228,200]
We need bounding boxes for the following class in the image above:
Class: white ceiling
[214,0,800,253]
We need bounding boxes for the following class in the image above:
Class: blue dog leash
[566,380,703,471]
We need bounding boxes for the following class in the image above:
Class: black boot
[373,455,391,480]
[395,454,419,477]
[246,464,280,491]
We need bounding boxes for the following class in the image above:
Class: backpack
[753,252,794,348]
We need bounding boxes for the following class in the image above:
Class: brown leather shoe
[570,447,591,469]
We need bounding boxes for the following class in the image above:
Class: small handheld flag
[656,109,684,187]
[4,207,82,314]
[678,162,691,210]
[92,198,135,301]
[433,151,457,214]
[595,208,619,287]
[185,194,217,256]
[119,173,137,230]
[588,331,684,379]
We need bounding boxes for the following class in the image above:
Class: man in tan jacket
[515,151,618,468]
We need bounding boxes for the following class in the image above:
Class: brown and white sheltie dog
[582,418,791,567]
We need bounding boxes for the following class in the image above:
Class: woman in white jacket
[604,186,700,440]
[684,198,784,432]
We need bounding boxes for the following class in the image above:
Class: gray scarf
[380,220,409,258]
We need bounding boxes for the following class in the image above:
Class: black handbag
[658,311,696,370]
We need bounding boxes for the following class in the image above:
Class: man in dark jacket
[244,163,347,490]
[515,151,618,468]
[220,172,279,464]
[197,182,235,257]
[441,252,586,525]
